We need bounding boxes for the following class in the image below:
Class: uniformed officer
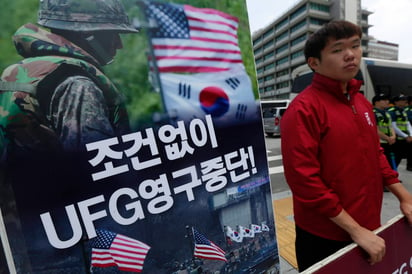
[372,94,396,169]
[387,95,412,170]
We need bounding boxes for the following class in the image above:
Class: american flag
[192,228,227,262]
[143,1,243,73]
[90,229,151,273]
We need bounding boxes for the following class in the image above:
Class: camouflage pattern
[38,0,139,33]
[0,23,129,155]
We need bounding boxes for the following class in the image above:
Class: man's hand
[331,209,386,265]
[386,182,412,225]
[350,226,386,265]
[400,198,412,225]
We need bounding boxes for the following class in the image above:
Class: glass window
[275,18,288,31]
[309,3,329,12]
[291,34,306,46]
[291,5,307,20]
[290,20,306,33]
[276,56,289,66]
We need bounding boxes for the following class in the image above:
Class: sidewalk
[273,161,412,274]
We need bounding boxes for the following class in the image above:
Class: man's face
[395,100,408,108]
[375,99,389,109]
[85,31,123,65]
[95,31,123,58]
[309,35,362,83]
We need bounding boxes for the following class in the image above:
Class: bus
[291,57,412,102]
[260,99,291,111]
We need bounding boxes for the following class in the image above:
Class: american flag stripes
[91,229,150,273]
[143,1,243,73]
[192,228,227,262]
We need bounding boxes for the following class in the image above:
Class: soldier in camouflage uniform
[0,0,138,157]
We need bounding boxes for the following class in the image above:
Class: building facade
[252,0,373,99]
[368,39,399,61]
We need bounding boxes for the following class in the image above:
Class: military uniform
[0,1,138,272]
[0,0,138,156]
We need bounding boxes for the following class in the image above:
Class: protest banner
[303,215,412,274]
[0,0,279,273]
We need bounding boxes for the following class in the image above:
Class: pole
[136,0,168,115]
[0,208,16,274]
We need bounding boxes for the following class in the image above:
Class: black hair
[304,20,362,62]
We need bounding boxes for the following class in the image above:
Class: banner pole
[0,208,16,274]
[137,0,168,115]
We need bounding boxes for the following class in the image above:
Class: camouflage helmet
[38,0,138,33]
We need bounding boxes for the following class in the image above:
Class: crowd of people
[373,94,412,172]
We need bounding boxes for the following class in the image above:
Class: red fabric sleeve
[281,101,343,218]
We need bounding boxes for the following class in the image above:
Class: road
[264,136,287,195]
[264,135,412,274]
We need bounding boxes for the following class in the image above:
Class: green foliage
[0,1,37,67]
[0,0,258,130]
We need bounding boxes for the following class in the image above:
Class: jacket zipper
[351,104,357,114]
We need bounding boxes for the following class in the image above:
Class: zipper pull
[351,105,357,114]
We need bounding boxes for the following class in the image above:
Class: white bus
[260,99,291,111]
[291,57,412,102]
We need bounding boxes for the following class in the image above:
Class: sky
[245,0,412,64]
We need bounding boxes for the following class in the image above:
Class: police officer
[372,94,396,169]
[0,0,138,155]
[387,95,412,170]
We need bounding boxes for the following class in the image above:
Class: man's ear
[307,57,320,71]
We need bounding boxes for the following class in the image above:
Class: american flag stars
[147,3,190,39]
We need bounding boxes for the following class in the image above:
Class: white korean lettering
[122,129,162,170]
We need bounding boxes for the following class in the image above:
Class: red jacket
[281,73,399,241]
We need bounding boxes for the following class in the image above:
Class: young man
[372,94,396,169]
[281,20,412,272]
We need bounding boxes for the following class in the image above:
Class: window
[291,34,306,46]
[309,3,329,13]
[276,69,289,77]
[254,48,263,55]
[290,20,306,33]
[276,81,289,89]
[291,50,304,60]
[276,44,289,54]
[309,18,329,26]
[264,75,275,81]
[275,18,288,31]
[263,40,274,50]
[264,63,275,70]
[253,36,263,45]
[263,28,274,39]
[276,56,289,66]
[264,52,275,61]
[275,31,289,42]
[291,5,307,20]
[264,85,275,91]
